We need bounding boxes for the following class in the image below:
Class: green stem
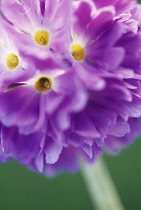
[81,157,125,210]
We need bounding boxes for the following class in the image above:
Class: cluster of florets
[0,0,141,176]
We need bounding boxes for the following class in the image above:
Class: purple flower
[90,0,141,33]
[1,0,73,59]
[0,0,141,176]
[92,0,136,13]
[0,57,87,135]
[0,18,35,90]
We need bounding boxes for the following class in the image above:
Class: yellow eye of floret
[34,30,50,46]
[71,43,85,61]
[34,76,52,92]
[6,53,19,70]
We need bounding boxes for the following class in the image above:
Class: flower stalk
[81,157,125,210]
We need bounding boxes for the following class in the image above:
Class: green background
[1,138,141,210]
[1,1,141,210]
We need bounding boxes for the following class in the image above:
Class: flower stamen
[34,76,52,92]
[6,53,19,70]
[71,43,85,61]
[34,30,50,46]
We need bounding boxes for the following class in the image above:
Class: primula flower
[91,0,141,33]
[0,122,102,175]
[92,0,135,14]
[57,0,140,88]
[59,0,141,162]
[0,0,141,176]
[0,56,87,135]
[59,1,123,68]
[0,19,35,90]
[1,0,72,59]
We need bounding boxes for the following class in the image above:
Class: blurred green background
[1,138,141,210]
[1,1,141,210]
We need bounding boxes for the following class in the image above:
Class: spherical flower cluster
[0,0,141,176]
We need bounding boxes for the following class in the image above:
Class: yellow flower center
[34,76,52,92]
[71,43,85,61]
[34,30,50,46]
[6,53,19,70]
